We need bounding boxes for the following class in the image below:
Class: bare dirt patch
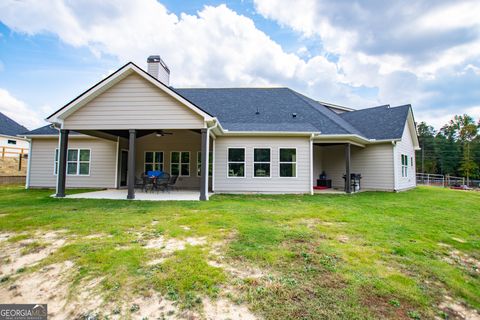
[0,231,66,277]
[145,236,207,253]
[203,297,258,320]
[0,232,14,242]
[443,249,480,274]
[438,296,480,320]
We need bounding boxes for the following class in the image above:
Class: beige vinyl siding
[394,121,416,190]
[28,137,117,188]
[63,74,205,130]
[320,143,395,191]
[135,130,212,189]
[214,136,310,193]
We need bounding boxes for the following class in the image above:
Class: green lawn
[0,186,479,319]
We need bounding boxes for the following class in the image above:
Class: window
[253,148,270,177]
[279,148,296,177]
[228,148,245,177]
[401,154,408,177]
[55,148,90,175]
[197,151,213,177]
[171,151,190,176]
[145,151,163,173]
[7,139,16,145]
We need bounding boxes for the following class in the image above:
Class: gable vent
[292,113,297,118]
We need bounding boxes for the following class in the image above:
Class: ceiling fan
[154,130,173,137]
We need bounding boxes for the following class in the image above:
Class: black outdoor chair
[156,173,171,192]
[142,174,154,193]
[165,175,179,192]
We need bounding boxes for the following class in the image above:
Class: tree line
[416,114,480,180]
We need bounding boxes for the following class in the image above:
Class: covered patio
[65,189,209,201]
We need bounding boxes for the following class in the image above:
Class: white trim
[252,147,271,178]
[278,147,297,178]
[114,137,119,188]
[204,134,210,200]
[393,142,399,191]
[309,134,314,195]
[222,131,320,137]
[212,138,216,192]
[47,63,213,123]
[25,138,32,189]
[170,151,190,177]
[227,147,246,178]
[54,148,92,177]
[144,150,164,173]
[3,134,29,141]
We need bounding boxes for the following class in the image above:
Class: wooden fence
[0,175,26,185]
[0,146,28,172]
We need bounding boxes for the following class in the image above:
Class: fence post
[427,174,430,185]
[1,147,4,160]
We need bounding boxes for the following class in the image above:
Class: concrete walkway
[66,189,205,201]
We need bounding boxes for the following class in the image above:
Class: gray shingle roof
[340,104,411,140]
[22,125,80,136]
[25,86,412,141]
[0,112,28,136]
[175,88,356,134]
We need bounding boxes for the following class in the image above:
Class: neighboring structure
[0,112,29,157]
[22,56,420,200]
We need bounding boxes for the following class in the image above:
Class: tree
[416,122,437,173]
[444,115,479,182]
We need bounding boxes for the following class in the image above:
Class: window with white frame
[253,148,270,177]
[197,151,213,177]
[228,148,245,177]
[144,151,163,173]
[279,148,296,177]
[401,154,408,177]
[55,148,90,175]
[171,151,190,176]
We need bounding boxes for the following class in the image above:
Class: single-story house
[0,112,29,157]
[22,55,420,200]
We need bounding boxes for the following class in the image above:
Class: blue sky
[0,0,479,129]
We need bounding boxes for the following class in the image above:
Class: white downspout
[204,119,219,199]
[25,137,32,189]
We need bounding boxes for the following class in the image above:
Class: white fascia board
[221,131,321,137]
[3,134,29,141]
[47,63,214,123]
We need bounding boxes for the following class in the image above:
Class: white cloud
[0,0,478,129]
[0,88,47,129]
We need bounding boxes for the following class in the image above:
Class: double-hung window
[401,154,408,177]
[55,148,90,175]
[253,148,270,177]
[145,151,163,172]
[171,151,190,176]
[279,148,296,177]
[197,151,213,177]
[228,148,245,177]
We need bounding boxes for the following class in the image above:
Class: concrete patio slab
[65,189,206,201]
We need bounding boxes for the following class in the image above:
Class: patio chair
[165,175,179,192]
[135,176,146,192]
[142,175,154,193]
[156,173,170,192]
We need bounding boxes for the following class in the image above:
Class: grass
[0,186,479,319]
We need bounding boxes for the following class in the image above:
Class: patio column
[56,129,69,197]
[200,128,209,201]
[127,129,136,200]
[345,143,351,194]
